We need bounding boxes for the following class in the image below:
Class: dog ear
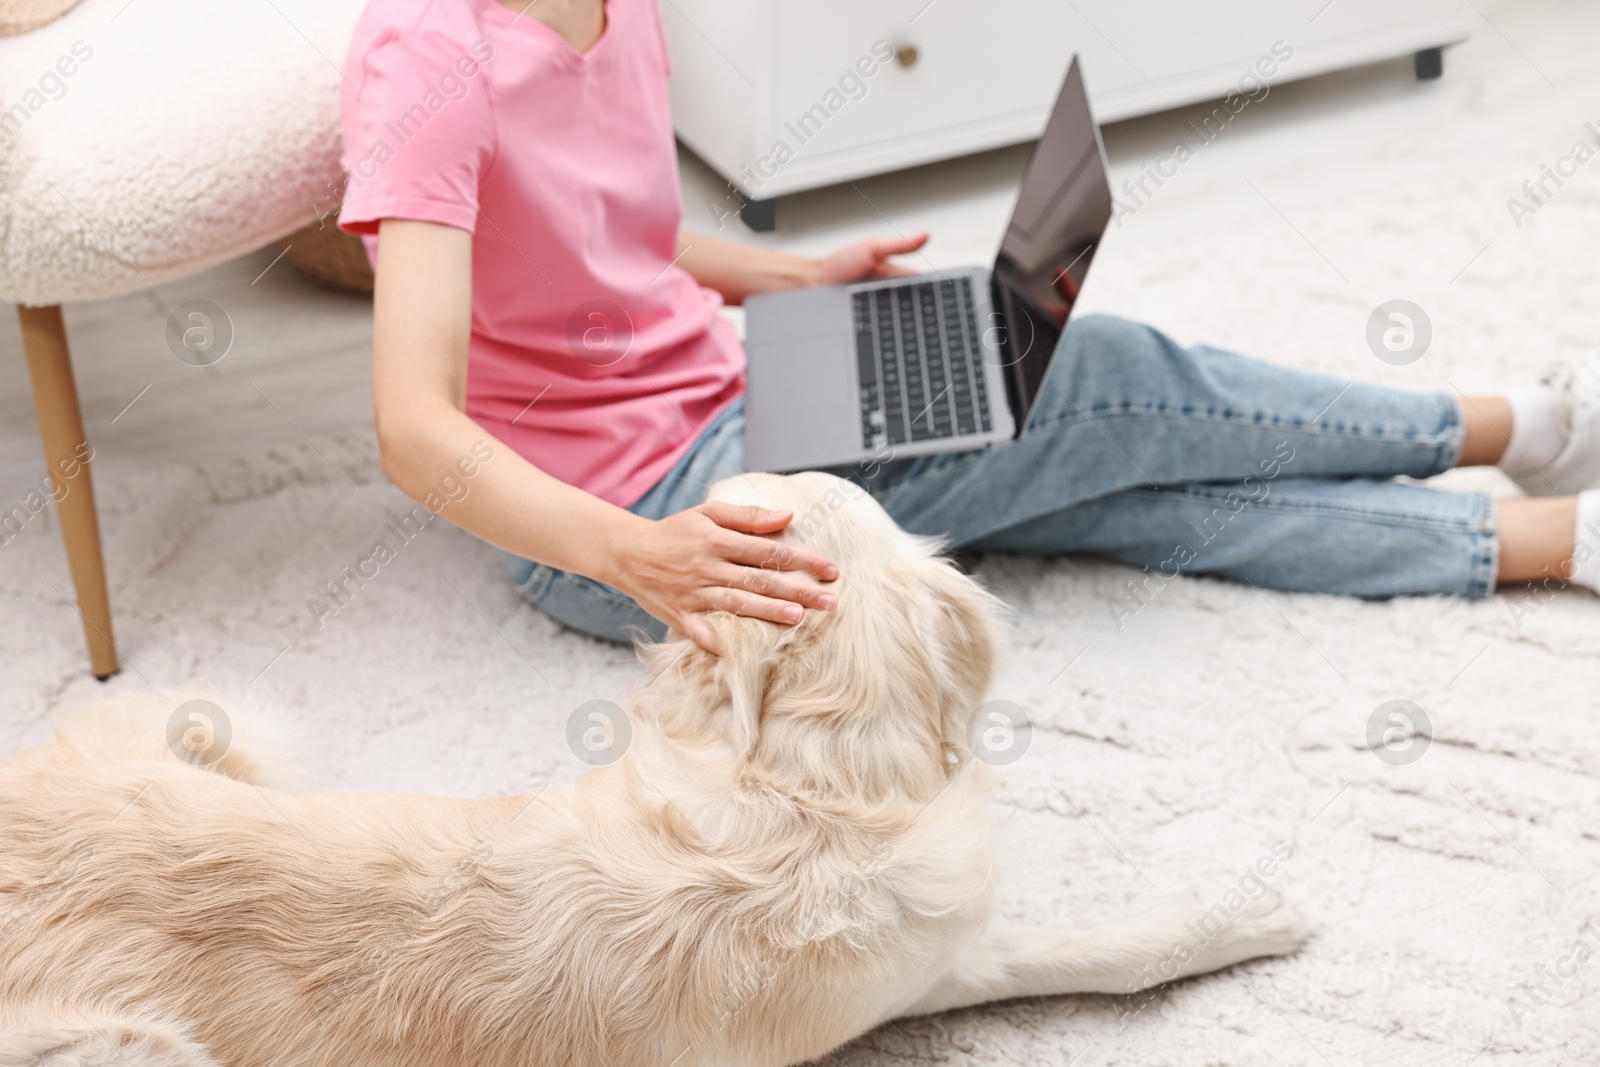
[711,616,778,758]
[928,559,1001,719]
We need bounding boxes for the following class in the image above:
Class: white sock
[1498,386,1567,476]
[1571,490,1600,594]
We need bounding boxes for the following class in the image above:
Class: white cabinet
[661,0,1469,228]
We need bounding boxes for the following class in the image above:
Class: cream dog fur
[0,471,1310,1067]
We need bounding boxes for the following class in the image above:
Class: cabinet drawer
[664,0,1470,202]
[766,0,1142,174]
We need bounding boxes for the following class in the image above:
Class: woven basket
[0,0,83,35]
[277,220,374,296]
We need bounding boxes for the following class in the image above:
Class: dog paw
[1223,891,1314,960]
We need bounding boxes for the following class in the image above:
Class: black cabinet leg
[1415,46,1443,80]
[740,196,777,232]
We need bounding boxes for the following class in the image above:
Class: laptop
[743,56,1114,472]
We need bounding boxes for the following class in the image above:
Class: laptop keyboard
[852,277,992,449]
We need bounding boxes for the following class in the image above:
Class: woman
[339,0,1600,652]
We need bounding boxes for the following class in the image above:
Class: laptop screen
[989,57,1113,429]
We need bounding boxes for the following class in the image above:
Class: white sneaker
[1511,350,1600,496]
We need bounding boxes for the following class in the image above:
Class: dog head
[639,471,1003,803]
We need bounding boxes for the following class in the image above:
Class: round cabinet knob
[895,44,919,68]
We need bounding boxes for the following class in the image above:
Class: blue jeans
[502,314,1497,644]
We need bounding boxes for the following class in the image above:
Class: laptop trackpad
[744,333,860,472]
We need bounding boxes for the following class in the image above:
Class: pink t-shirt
[338,0,745,508]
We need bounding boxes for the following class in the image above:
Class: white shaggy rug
[7,2,1600,1065]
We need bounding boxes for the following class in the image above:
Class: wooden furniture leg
[17,304,119,679]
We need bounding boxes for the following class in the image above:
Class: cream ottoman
[1,0,364,676]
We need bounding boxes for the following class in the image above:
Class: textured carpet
[6,1,1600,1064]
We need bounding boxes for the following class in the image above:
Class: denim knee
[500,550,665,645]
[1029,314,1184,427]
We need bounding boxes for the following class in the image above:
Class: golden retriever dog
[0,472,1309,1067]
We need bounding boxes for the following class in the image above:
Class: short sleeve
[337,28,497,237]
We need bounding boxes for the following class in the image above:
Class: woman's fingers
[674,582,811,653]
[698,500,792,535]
[720,529,838,581]
[871,231,929,259]
[699,502,839,580]
[680,613,721,654]
[875,261,921,278]
[814,232,931,286]
[709,562,836,611]
[705,584,810,625]
[629,506,843,653]
[864,233,927,277]
[645,501,844,648]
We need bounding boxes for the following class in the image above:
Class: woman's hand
[812,232,930,286]
[606,502,840,652]
[674,228,931,305]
